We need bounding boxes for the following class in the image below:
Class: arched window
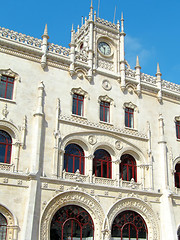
[93,149,111,178]
[120,154,137,182]
[50,205,94,240]
[0,130,12,164]
[177,225,180,240]
[0,213,7,240]
[175,163,180,188]
[112,210,148,240]
[64,144,85,174]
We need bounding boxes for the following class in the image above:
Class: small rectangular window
[100,101,110,122]
[125,108,134,128]
[176,121,180,139]
[72,94,84,116]
[0,75,14,99]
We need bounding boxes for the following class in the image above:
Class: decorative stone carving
[60,114,148,140]
[40,191,104,240]
[71,87,88,98]
[2,104,9,119]
[123,101,138,111]
[102,79,112,91]
[115,140,122,150]
[0,68,20,82]
[98,95,114,105]
[107,198,160,240]
[175,116,180,122]
[88,135,97,145]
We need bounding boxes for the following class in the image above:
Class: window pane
[0,81,6,98]
[72,98,77,114]
[75,157,80,172]
[103,161,107,178]
[6,83,13,99]
[0,145,6,163]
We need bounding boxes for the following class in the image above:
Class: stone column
[22,82,45,240]
[158,114,177,239]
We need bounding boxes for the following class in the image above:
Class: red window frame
[72,94,84,116]
[64,144,85,174]
[0,213,7,240]
[125,107,134,128]
[100,101,110,122]
[175,163,180,188]
[0,130,12,164]
[176,121,180,139]
[120,154,137,182]
[50,205,94,240]
[0,75,14,100]
[93,149,112,178]
[112,210,148,240]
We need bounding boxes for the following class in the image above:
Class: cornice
[59,114,148,140]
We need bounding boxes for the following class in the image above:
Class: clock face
[98,42,111,56]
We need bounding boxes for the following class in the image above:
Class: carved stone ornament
[98,95,114,105]
[88,135,97,145]
[107,198,160,240]
[102,80,112,91]
[115,140,123,150]
[40,190,105,240]
[2,104,9,119]
[71,87,88,98]
[0,68,20,82]
[123,102,138,112]
[40,191,105,240]
[175,116,180,122]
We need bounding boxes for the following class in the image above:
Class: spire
[135,56,141,69]
[89,0,93,21]
[121,12,124,33]
[42,24,49,39]
[156,62,162,76]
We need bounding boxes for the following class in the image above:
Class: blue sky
[1,0,180,84]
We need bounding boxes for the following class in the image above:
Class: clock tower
[69,2,126,89]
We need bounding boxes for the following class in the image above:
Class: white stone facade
[0,5,180,240]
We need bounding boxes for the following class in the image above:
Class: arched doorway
[50,205,94,240]
[111,210,148,240]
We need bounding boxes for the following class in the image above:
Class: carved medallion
[102,79,112,91]
[115,140,122,150]
[88,135,97,145]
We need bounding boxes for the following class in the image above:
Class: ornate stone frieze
[98,59,114,71]
[0,26,42,49]
[48,43,70,57]
[96,17,118,30]
[162,79,180,93]
[141,73,157,85]
[59,114,148,140]
[0,163,14,172]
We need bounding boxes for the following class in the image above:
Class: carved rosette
[40,191,105,240]
[107,197,160,240]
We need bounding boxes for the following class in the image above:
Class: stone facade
[0,4,180,240]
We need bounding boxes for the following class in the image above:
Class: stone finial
[121,12,124,33]
[156,63,162,76]
[42,24,49,39]
[135,56,141,69]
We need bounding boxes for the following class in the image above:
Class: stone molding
[107,197,160,240]
[40,191,105,240]
[71,87,89,98]
[59,114,148,140]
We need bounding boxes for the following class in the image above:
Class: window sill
[0,97,16,104]
[99,121,113,126]
[176,138,180,142]
[71,114,87,120]
[125,127,138,131]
